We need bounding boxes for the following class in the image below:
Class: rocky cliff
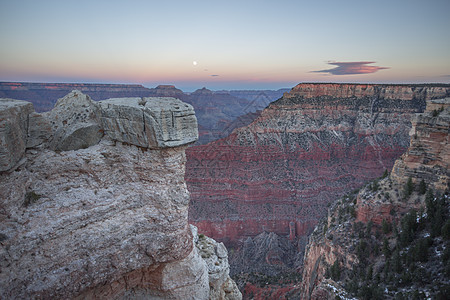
[187,83,450,244]
[185,83,450,293]
[0,91,241,299]
[391,98,449,192]
[300,97,450,299]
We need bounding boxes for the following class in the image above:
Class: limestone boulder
[0,99,34,171]
[44,90,103,151]
[99,97,198,148]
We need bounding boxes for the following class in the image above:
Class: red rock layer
[186,84,450,246]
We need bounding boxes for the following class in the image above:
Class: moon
[193,61,198,66]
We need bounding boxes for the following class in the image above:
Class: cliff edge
[0,91,241,299]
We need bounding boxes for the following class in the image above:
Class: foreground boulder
[0,91,240,299]
[0,99,33,171]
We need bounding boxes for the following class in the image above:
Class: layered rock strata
[391,98,449,192]
[0,91,240,299]
[186,83,450,247]
[300,97,450,299]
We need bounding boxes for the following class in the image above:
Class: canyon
[2,82,449,298]
[187,83,450,245]
[185,83,450,293]
[0,91,241,299]
[300,97,449,299]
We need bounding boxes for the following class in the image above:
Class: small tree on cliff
[403,177,414,199]
[418,179,427,195]
[330,259,341,281]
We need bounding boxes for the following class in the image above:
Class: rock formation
[1,82,286,145]
[0,99,34,171]
[187,83,450,245]
[0,91,241,299]
[391,98,449,192]
[185,83,450,293]
[300,97,450,299]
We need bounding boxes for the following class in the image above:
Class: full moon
[193,61,198,66]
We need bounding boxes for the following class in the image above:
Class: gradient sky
[1,0,449,91]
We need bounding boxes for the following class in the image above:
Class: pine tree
[403,177,414,199]
[418,179,427,195]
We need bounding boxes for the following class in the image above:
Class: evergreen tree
[403,177,414,199]
[330,259,341,281]
[418,179,427,195]
[383,237,391,257]
[382,219,391,234]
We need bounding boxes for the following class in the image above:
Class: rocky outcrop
[99,97,198,148]
[193,225,242,300]
[187,83,450,247]
[44,90,102,151]
[391,98,450,192]
[0,91,239,299]
[0,99,33,171]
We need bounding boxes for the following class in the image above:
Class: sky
[1,0,449,91]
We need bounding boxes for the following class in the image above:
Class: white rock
[99,97,198,148]
[0,98,33,171]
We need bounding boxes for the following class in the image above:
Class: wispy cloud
[312,61,389,75]
[211,74,219,77]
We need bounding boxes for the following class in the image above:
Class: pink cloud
[313,61,389,75]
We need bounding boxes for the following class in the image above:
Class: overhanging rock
[99,97,198,149]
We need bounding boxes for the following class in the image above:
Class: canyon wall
[0,91,240,299]
[186,83,450,247]
[300,97,450,299]
[391,98,449,192]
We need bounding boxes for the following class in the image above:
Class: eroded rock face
[300,98,450,299]
[186,83,450,247]
[193,225,242,300]
[45,90,102,151]
[0,91,239,299]
[99,97,198,149]
[0,99,33,171]
[391,98,450,192]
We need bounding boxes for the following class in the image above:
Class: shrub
[371,180,379,192]
[24,191,41,207]
[382,219,391,234]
